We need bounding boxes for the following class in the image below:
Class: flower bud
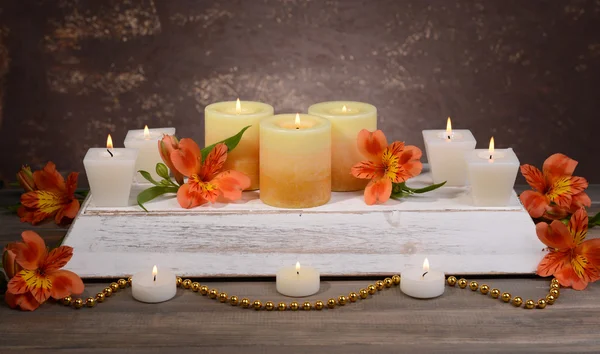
[158,135,184,185]
[16,165,36,192]
[2,248,22,279]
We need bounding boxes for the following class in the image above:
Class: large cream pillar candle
[260,114,331,208]
[205,99,274,190]
[308,101,377,192]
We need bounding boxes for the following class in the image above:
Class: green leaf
[589,211,600,228]
[390,191,412,200]
[137,186,179,212]
[200,125,250,162]
[155,163,170,180]
[138,170,162,186]
[5,203,21,214]
[404,181,447,194]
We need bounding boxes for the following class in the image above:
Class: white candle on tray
[124,125,176,182]
[83,134,138,207]
[276,262,320,297]
[422,118,476,186]
[401,258,445,299]
[131,265,177,303]
[465,137,520,206]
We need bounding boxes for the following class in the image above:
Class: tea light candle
[131,265,177,303]
[465,137,520,206]
[276,262,320,297]
[260,113,331,208]
[308,101,377,191]
[124,125,176,182]
[400,258,445,299]
[205,99,274,190]
[422,118,476,186]
[83,135,138,207]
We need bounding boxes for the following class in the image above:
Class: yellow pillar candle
[205,99,274,190]
[260,114,331,208]
[308,101,377,191]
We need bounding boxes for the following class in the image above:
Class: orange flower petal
[357,129,388,161]
[554,263,589,290]
[398,145,423,180]
[364,178,392,205]
[536,220,575,250]
[49,269,85,299]
[5,291,40,311]
[170,138,202,177]
[351,161,384,180]
[211,170,251,201]
[520,164,546,193]
[543,153,577,182]
[54,199,80,225]
[12,231,47,270]
[65,172,79,196]
[7,271,29,294]
[33,161,66,193]
[576,239,600,273]
[43,246,74,272]
[159,135,184,185]
[200,143,228,181]
[519,190,548,219]
[536,250,570,277]
[568,208,588,246]
[570,192,592,213]
[176,183,207,209]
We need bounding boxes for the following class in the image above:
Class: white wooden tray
[62,172,544,278]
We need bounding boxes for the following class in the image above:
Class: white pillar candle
[422,118,476,186]
[465,137,520,206]
[83,135,138,207]
[400,258,445,299]
[131,265,177,303]
[124,125,176,182]
[276,262,320,297]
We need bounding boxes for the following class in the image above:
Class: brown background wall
[0,0,598,185]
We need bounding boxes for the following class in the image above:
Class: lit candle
[124,125,176,182]
[83,134,138,207]
[400,258,445,299]
[260,113,331,208]
[131,265,177,303]
[422,118,477,186]
[276,261,320,297]
[205,99,274,190]
[308,101,377,192]
[465,137,520,206]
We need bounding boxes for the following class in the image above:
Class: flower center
[20,269,52,290]
[546,176,572,202]
[381,149,400,180]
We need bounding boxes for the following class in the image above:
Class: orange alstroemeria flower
[18,162,80,225]
[6,231,84,311]
[351,129,423,205]
[536,208,600,290]
[158,134,185,185]
[169,140,251,208]
[520,153,591,220]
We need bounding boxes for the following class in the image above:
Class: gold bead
[315,300,324,310]
[303,301,312,311]
[469,281,479,291]
[551,278,560,285]
[95,293,105,303]
[549,289,560,298]
[392,274,401,285]
[253,300,262,311]
[550,283,560,290]
[191,282,201,292]
[61,296,72,306]
[512,296,523,307]
[265,301,274,311]
[338,295,347,306]
[384,278,393,288]
[218,292,228,303]
[501,292,511,302]
[375,280,385,290]
[73,298,84,309]
[367,285,377,295]
[348,292,358,302]
[103,287,113,297]
[289,302,299,311]
[480,285,490,295]
[327,298,336,309]
[117,279,127,289]
[537,299,547,309]
[229,295,239,306]
[240,298,250,308]
[127,276,132,286]
[278,302,287,311]
[176,277,183,287]
[182,279,192,289]
[200,285,209,295]
[86,297,96,308]
[525,299,535,309]
[110,282,119,292]
[457,278,468,289]
[208,289,218,299]
[447,276,457,286]
[359,289,369,299]
[490,288,500,298]
[545,294,556,305]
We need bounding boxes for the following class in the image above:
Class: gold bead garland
[59,275,561,311]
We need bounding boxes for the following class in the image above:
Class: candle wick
[297,271,299,275]
[153,274,156,282]
[107,149,113,157]
[422,271,428,277]
[489,154,492,160]
[447,135,451,140]
[296,127,299,130]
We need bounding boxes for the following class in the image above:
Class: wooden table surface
[1,188,599,353]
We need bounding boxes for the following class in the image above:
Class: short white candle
[131,265,177,303]
[83,134,138,207]
[276,262,320,297]
[400,258,445,299]
[422,118,477,186]
[124,125,176,182]
[465,137,520,206]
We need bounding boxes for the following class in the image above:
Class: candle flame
[296,261,301,271]
[144,125,150,139]
[235,98,241,114]
[423,258,430,272]
[489,137,495,155]
[106,134,113,149]
[295,113,301,129]
[446,117,452,135]
[342,105,347,113]
[152,265,158,281]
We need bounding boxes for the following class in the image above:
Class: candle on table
[276,262,320,297]
[465,137,520,206]
[205,99,274,190]
[308,101,377,192]
[131,265,177,303]
[124,125,176,182]
[83,134,138,207]
[400,258,445,299]
[260,113,331,208]
[422,118,476,186]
